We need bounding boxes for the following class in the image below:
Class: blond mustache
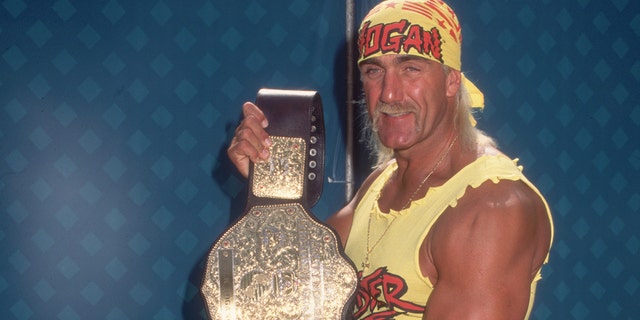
[374,102,416,115]
[371,102,419,132]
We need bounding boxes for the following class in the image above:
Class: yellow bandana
[358,0,484,110]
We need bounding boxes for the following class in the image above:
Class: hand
[227,102,272,177]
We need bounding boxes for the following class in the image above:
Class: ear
[445,69,461,98]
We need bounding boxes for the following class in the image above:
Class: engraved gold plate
[202,203,357,319]
[252,136,306,200]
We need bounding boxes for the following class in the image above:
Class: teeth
[384,111,410,117]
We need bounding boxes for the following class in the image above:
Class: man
[227,0,553,319]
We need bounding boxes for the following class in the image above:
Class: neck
[393,132,459,182]
[379,134,465,212]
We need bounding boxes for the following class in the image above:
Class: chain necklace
[362,136,457,271]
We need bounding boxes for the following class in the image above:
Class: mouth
[381,110,412,117]
[374,102,415,117]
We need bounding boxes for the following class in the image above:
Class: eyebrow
[394,55,430,64]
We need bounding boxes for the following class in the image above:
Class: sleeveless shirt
[344,155,554,319]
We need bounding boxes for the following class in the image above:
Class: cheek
[362,74,386,92]
[362,81,379,100]
[363,87,378,113]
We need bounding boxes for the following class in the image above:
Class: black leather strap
[246,88,325,208]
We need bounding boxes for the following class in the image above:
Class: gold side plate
[202,203,357,319]
[252,136,306,200]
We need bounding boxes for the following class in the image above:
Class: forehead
[359,54,436,66]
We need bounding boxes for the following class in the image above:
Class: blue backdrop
[1,0,638,319]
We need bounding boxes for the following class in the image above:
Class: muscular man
[228,1,553,319]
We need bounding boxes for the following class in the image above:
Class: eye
[361,65,383,78]
[365,66,381,74]
[404,65,421,72]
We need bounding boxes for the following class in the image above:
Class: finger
[232,122,270,161]
[227,138,259,178]
[227,102,273,178]
[239,102,272,150]
[242,102,269,129]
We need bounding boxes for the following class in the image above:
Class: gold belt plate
[202,203,357,319]
[252,136,306,200]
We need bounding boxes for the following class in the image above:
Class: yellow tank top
[344,155,554,319]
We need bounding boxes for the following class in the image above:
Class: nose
[379,71,403,105]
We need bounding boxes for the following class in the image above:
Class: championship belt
[202,89,357,319]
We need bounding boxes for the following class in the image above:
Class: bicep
[424,181,545,319]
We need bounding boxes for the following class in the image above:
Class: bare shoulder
[424,178,552,320]
[423,178,552,318]
[431,178,552,278]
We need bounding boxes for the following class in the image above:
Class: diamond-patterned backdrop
[1,0,639,319]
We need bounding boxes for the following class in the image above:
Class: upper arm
[424,179,551,320]
[325,200,356,248]
[326,165,387,248]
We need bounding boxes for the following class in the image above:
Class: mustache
[374,102,417,114]
[370,102,419,132]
